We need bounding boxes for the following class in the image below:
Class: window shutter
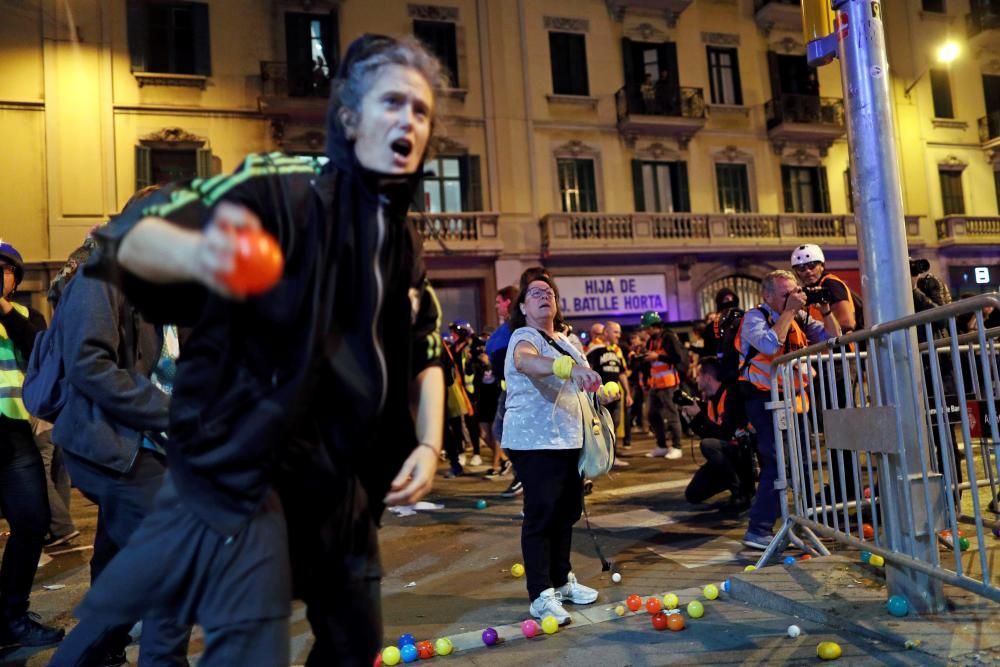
[781,166,794,213]
[631,160,645,212]
[730,48,744,105]
[817,166,831,213]
[135,145,152,190]
[126,0,147,72]
[767,51,782,100]
[192,2,211,76]
[196,148,213,178]
[707,47,718,105]
[322,11,339,72]
[673,161,690,212]
[460,155,483,211]
[572,34,589,96]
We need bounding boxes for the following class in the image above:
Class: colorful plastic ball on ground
[744,565,757,572]
[651,611,669,631]
[887,595,910,617]
[787,624,801,638]
[860,550,872,563]
[687,600,704,618]
[400,644,418,663]
[511,563,525,577]
[662,592,679,609]
[958,537,970,551]
[374,653,383,667]
[612,572,622,583]
[541,615,560,635]
[799,554,813,561]
[645,596,662,614]
[382,646,401,666]
[869,554,885,567]
[615,605,625,617]
[722,579,731,593]
[415,641,433,660]
[704,584,719,600]
[434,638,453,656]
[667,613,685,631]
[482,628,498,646]
[398,634,416,648]
[626,594,642,612]
[475,499,488,509]
[817,641,842,660]
[521,619,539,638]
[783,555,797,565]
[862,523,874,539]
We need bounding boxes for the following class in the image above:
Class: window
[549,32,589,96]
[930,69,954,118]
[285,12,338,98]
[413,19,458,88]
[632,161,690,212]
[781,166,830,213]
[922,0,945,11]
[127,1,211,75]
[558,158,598,212]
[707,47,743,105]
[415,156,482,213]
[715,163,752,213]
[939,170,965,215]
[135,145,212,189]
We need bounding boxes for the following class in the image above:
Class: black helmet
[0,241,24,286]
[715,287,739,311]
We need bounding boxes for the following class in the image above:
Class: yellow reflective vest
[0,302,31,421]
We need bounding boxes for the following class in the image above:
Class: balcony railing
[979,112,1000,144]
[541,212,921,253]
[260,61,330,98]
[615,86,706,121]
[967,3,1000,38]
[937,216,1000,241]
[765,94,845,128]
[410,212,502,253]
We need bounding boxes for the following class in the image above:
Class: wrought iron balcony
[936,216,1000,243]
[410,212,503,255]
[979,112,1000,145]
[754,0,802,34]
[541,212,921,255]
[258,61,328,126]
[765,94,845,148]
[615,86,706,148]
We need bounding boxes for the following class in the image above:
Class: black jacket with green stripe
[86,152,443,537]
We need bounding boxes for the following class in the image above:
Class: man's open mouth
[391,139,413,158]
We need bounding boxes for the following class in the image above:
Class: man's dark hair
[497,285,519,303]
[698,357,722,382]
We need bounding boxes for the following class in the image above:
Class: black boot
[0,611,64,647]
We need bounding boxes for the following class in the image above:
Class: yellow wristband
[552,355,575,380]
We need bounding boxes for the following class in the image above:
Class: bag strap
[534,329,576,360]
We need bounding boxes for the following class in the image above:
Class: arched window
[698,275,762,318]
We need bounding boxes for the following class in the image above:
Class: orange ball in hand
[220,227,284,294]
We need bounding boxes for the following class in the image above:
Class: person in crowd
[469,333,508,478]
[738,270,840,550]
[503,271,601,625]
[586,320,631,467]
[641,311,688,460]
[51,34,446,666]
[626,332,646,446]
[34,421,78,549]
[0,241,63,649]
[585,322,605,353]
[682,359,754,511]
[640,73,656,113]
[702,288,740,359]
[485,285,519,491]
[449,320,481,465]
[442,336,473,478]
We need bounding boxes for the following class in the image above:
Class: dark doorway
[622,39,679,115]
[983,74,1000,140]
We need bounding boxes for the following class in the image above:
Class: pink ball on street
[521,619,540,638]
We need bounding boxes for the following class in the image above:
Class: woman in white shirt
[502,271,603,625]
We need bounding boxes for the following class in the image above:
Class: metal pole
[806,0,945,611]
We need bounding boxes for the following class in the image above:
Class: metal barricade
[759,293,1000,605]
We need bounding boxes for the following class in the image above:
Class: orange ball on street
[667,613,685,631]
[626,594,642,612]
[645,596,662,614]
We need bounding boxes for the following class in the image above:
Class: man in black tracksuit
[52,35,446,666]
[683,359,755,510]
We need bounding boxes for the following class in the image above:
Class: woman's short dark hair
[509,270,564,331]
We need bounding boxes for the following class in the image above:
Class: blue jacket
[52,274,166,473]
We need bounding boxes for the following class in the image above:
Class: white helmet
[791,244,825,267]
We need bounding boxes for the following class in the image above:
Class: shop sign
[554,274,668,318]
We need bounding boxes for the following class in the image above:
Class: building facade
[1,0,998,332]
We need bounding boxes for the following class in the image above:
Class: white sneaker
[470,454,483,466]
[665,448,683,460]
[557,572,598,604]
[612,458,630,468]
[529,588,572,625]
[645,447,669,458]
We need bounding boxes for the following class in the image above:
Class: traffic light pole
[805,0,945,612]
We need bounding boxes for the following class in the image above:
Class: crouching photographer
[680,359,756,511]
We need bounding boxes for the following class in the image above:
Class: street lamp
[904,40,961,98]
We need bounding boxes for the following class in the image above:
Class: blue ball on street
[783,556,797,565]
[400,643,418,663]
[887,595,910,617]
[476,499,488,509]
[722,579,731,593]
[398,633,415,648]
[860,550,872,563]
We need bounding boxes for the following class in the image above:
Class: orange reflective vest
[707,388,727,426]
[646,337,680,390]
[807,273,856,330]
[736,308,811,401]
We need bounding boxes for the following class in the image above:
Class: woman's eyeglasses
[526,287,555,300]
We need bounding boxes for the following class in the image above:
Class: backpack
[22,279,75,422]
[716,307,751,385]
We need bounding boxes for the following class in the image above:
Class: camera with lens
[909,258,930,277]
[672,389,698,407]
[803,285,834,305]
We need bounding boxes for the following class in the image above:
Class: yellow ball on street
[511,563,525,578]
[382,646,401,666]
[744,565,757,572]
[433,638,453,656]
[615,605,625,616]
[817,641,842,660]
[869,554,885,567]
[703,584,719,600]
[662,593,679,609]
[687,600,704,618]
[541,615,560,635]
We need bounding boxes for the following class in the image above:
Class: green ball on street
[475,499,488,509]
[687,600,704,618]
[434,637,453,656]
[382,646,401,666]
[703,584,719,600]
[958,537,970,551]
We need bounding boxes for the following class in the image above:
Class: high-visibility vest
[0,302,31,421]
[707,388,727,426]
[736,308,811,410]
[647,338,680,390]
[807,273,856,329]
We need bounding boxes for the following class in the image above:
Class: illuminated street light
[904,40,962,98]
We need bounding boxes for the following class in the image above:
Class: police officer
[640,311,687,460]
